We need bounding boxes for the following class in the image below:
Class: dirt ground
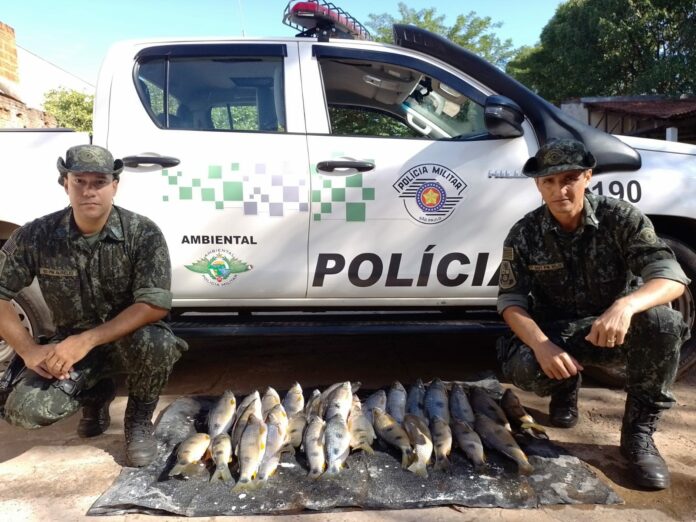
[0,335,695,521]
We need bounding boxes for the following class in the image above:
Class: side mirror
[484,95,524,138]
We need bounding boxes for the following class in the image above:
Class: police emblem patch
[392,163,468,225]
[499,260,517,289]
[639,227,657,245]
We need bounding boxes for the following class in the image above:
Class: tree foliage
[506,0,696,104]
[366,3,517,68]
[43,88,94,132]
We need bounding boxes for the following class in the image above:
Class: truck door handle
[122,155,180,168]
[316,160,375,174]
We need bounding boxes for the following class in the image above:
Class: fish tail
[232,477,253,491]
[169,461,200,478]
[354,443,374,455]
[400,449,414,469]
[308,467,324,479]
[210,464,233,483]
[433,455,451,471]
[325,463,342,475]
[518,460,534,475]
[407,460,428,479]
[520,422,547,434]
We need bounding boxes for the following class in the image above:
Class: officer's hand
[585,300,634,348]
[44,335,92,380]
[20,343,54,380]
[533,341,584,380]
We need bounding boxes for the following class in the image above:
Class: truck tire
[585,236,696,387]
[0,281,54,371]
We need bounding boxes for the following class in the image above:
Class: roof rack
[282,1,372,41]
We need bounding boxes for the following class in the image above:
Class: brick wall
[0,21,56,128]
[0,21,19,84]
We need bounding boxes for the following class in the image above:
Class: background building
[0,21,93,128]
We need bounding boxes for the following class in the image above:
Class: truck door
[104,42,311,305]
[301,43,540,303]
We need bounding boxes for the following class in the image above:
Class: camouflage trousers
[4,323,188,430]
[497,305,690,410]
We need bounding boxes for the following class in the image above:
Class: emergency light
[282,0,372,41]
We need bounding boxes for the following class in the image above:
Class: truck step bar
[169,310,508,337]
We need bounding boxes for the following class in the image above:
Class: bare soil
[0,334,695,521]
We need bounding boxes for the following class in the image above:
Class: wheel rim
[0,299,34,363]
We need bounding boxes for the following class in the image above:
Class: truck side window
[318,58,486,140]
[136,56,286,132]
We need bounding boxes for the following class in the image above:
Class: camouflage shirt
[497,193,690,322]
[0,206,173,334]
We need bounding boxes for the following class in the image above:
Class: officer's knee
[128,324,186,364]
[4,393,62,430]
[632,305,687,341]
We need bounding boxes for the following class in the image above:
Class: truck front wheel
[0,282,54,371]
[585,236,696,387]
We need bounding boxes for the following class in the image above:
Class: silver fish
[208,389,237,438]
[286,411,308,450]
[406,378,426,418]
[324,381,352,421]
[210,433,234,483]
[169,433,211,478]
[470,387,511,431]
[282,382,305,417]
[452,419,486,469]
[234,414,268,489]
[347,395,375,454]
[257,404,289,483]
[430,415,452,470]
[261,386,281,419]
[324,414,351,475]
[403,413,433,478]
[303,414,326,479]
[231,391,262,453]
[449,383,475,424]
[386,381,407,424]
[424,378,449,423]
[373,407,413,468]
[474,414,533,475]
[363,389,387,425]
[500,388,548,438]
[305,389,322,418]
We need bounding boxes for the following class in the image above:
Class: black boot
[549,373,581,428]
[77,379,116,438]
[620,395,670,490]
[124,396,159,467]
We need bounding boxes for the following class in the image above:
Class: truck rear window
[135,55,286,133]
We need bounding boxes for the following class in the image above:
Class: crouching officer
[0,144,188,467]
[496,139,690,489]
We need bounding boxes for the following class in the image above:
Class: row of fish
[168,379,546,488]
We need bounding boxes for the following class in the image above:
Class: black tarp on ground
[88,380,621,516]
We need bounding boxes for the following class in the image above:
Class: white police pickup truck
[1,1,695,382]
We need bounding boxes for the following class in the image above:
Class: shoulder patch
[639,227,657,245]
[1,233,18,256]
[0,250,6,277]
[502,247,514,261]
[499,260,517,290]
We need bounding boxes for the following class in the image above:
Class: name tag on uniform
[40,267,78,277]
[528,263,564,272]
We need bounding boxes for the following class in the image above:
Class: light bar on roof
[282,0,372,41]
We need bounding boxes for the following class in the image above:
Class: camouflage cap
[522,138,596,178]
[57,144,124,179]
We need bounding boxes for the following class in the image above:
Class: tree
[43,88,94,132]
[366,3,517,69]
[506,0,696,104]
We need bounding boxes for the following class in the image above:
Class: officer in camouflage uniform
[0,145,188,467]
[497,139,690,490]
